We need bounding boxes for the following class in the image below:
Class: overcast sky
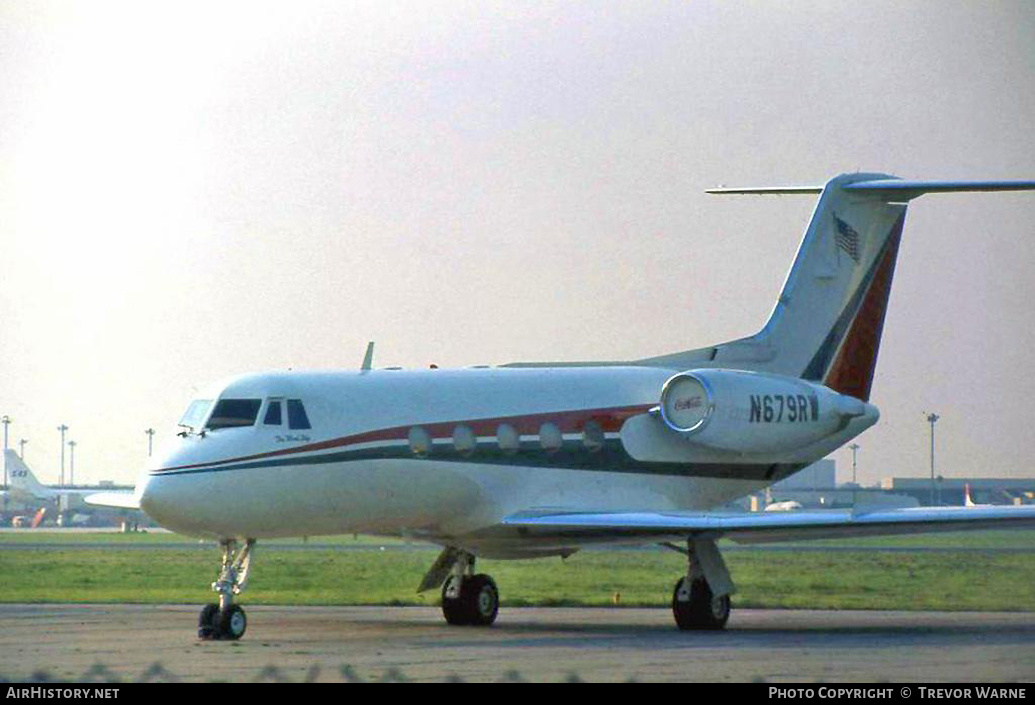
[1,1,1033,487]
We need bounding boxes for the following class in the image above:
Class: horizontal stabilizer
[705,185,822,195]
[502,505,1035,544]
[708,178,1035,201]
[846,179,1035,192]
[84,491,140,510]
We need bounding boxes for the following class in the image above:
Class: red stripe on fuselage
[154,403,655,473]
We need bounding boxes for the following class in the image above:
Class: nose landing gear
[198,538,255,641]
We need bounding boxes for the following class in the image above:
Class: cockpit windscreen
[178,399,213,431]
[206,399,262,430]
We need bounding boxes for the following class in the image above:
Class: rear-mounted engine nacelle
[656,368,874,454]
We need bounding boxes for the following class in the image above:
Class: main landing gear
[441,551,499,626]
[420,541,732,631]
[198,538,255,641]
[419,547,499,626]
[667,537,733,630]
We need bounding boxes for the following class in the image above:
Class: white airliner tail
[4,450,55,501]
[642,175,1035,401]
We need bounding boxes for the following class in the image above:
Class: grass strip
[2,544,1033,611]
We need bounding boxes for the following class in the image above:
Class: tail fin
[758,173,908,402]
[4,450,54,501]
[643,174,1035,401]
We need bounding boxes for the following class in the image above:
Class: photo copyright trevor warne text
[768,687,1028,701]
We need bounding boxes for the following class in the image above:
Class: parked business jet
[88,173,1035,640]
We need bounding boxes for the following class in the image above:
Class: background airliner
[2,450,121,504]
[89,172,1035,640]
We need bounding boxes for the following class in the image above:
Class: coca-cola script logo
[673,396,703,411]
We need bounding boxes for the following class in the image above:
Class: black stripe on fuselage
[150,439,806,482]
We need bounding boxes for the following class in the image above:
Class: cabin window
[539,422,562,453]
[582,420,605,452]
[206,399,262,429]
[453,425,476,456]
[408,426,431,456]
[263,400,283,425]
[286,399,311,430]
[496,423,520,454]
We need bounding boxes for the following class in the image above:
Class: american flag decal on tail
[833,214,861,263]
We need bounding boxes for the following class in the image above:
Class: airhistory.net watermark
[6,689,118,700]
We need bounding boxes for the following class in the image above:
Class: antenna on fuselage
[361,341,375,371]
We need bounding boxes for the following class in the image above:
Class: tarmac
[3,604,1034,682]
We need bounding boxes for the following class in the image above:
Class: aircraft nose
[136,465,210,536]
[137,471,179,526]
[137,472,159,514]
[137,447,186,519]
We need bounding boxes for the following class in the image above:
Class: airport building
[879,477,1035,507]
[757,459,1035,509]
[756,459,919,510]
[773,459,836,491]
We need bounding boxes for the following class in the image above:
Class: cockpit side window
[263,400,283,426]
[287,399,311,430]
[206,399,262,430]
[179,399,213,432]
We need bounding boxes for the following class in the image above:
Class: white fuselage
[137,365,874,557]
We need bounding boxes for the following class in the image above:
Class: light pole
[68,440,76,485]
[2,415,10,495]
[18,439,27,459]
[145,428,155,457]
[57,424,69,486]
[1,415,8,511]
[848,443,860,485]
[924,412,940,506]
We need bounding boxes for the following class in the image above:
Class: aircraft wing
[501,505,1035,544]
[84,491,141,510]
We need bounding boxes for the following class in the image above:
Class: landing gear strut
[437,550,499,626]
[668,537,732,630]
[199,538,255,641]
